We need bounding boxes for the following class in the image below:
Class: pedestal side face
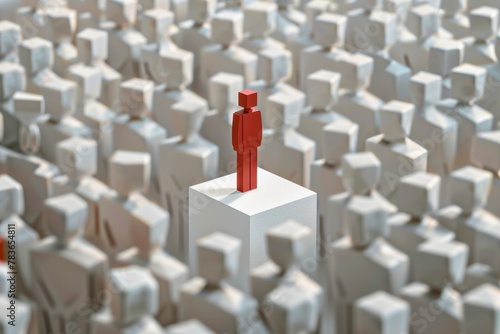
[189,168,317,292]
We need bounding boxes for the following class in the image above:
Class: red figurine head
[238,90,257,112]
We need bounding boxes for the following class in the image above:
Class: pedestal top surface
[190,168,316,216]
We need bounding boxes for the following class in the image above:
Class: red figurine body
[232,90,263,192]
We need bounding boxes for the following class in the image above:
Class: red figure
[232,90,263,192]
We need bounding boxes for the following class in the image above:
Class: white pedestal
[188,168,317,292]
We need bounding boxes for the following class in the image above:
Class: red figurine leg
[249,147,257,190]
[237,148,258,192]
[245,149,252,191]
[237,150,252,192]
[237,151,244,191]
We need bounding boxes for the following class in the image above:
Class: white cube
[141,9,174,44]
[119,78,154,117]
[40,78,77,122]
[346,196,389,247]
[406,5,439,39]
[109,150,151,197]
[45,8,77,43]
[441,0,466,15]
[109,266,159,325]
[475,223,500,274]
[410,72,442,109]
[139,0,169,10]
[266,91,304,131]
[263,284,312,334]
[380,100,414,141]
[257,48,291,84]
[307,70,340,110]
[451,63,487,102]
[415,241,469,290]
[77,28,108,64]
[43,193,88,244]
[305,1,329,33]
[397,172,440,218]
[188,0,216,25]
[0,175,24,220]
[19,37,54,76]
[428,39,464,77]
[341,152,381,195]
[243,1,277,37]
[313,13,346,48]
[470,6,499,41]
[0,63,25,101]
[67,63,102,100]
[323,121,358,166]
[472,130,500,173]
[0,21,21,57]
[189,168,317,292]
[383,0,411,23]
[463,284,500,334]
[266,220,312,270]
[354,291,410,334]
[13,92,44,126]
[169,100,205,139]
[368,10,397,50]
[208,72,243,111]
[449,166,492,215]
[337,53,373,92]
[197,232,241,286]
[56,137,98,181]
[156,49,193,88]
[212,12,243,46]
[106,0,137,26]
